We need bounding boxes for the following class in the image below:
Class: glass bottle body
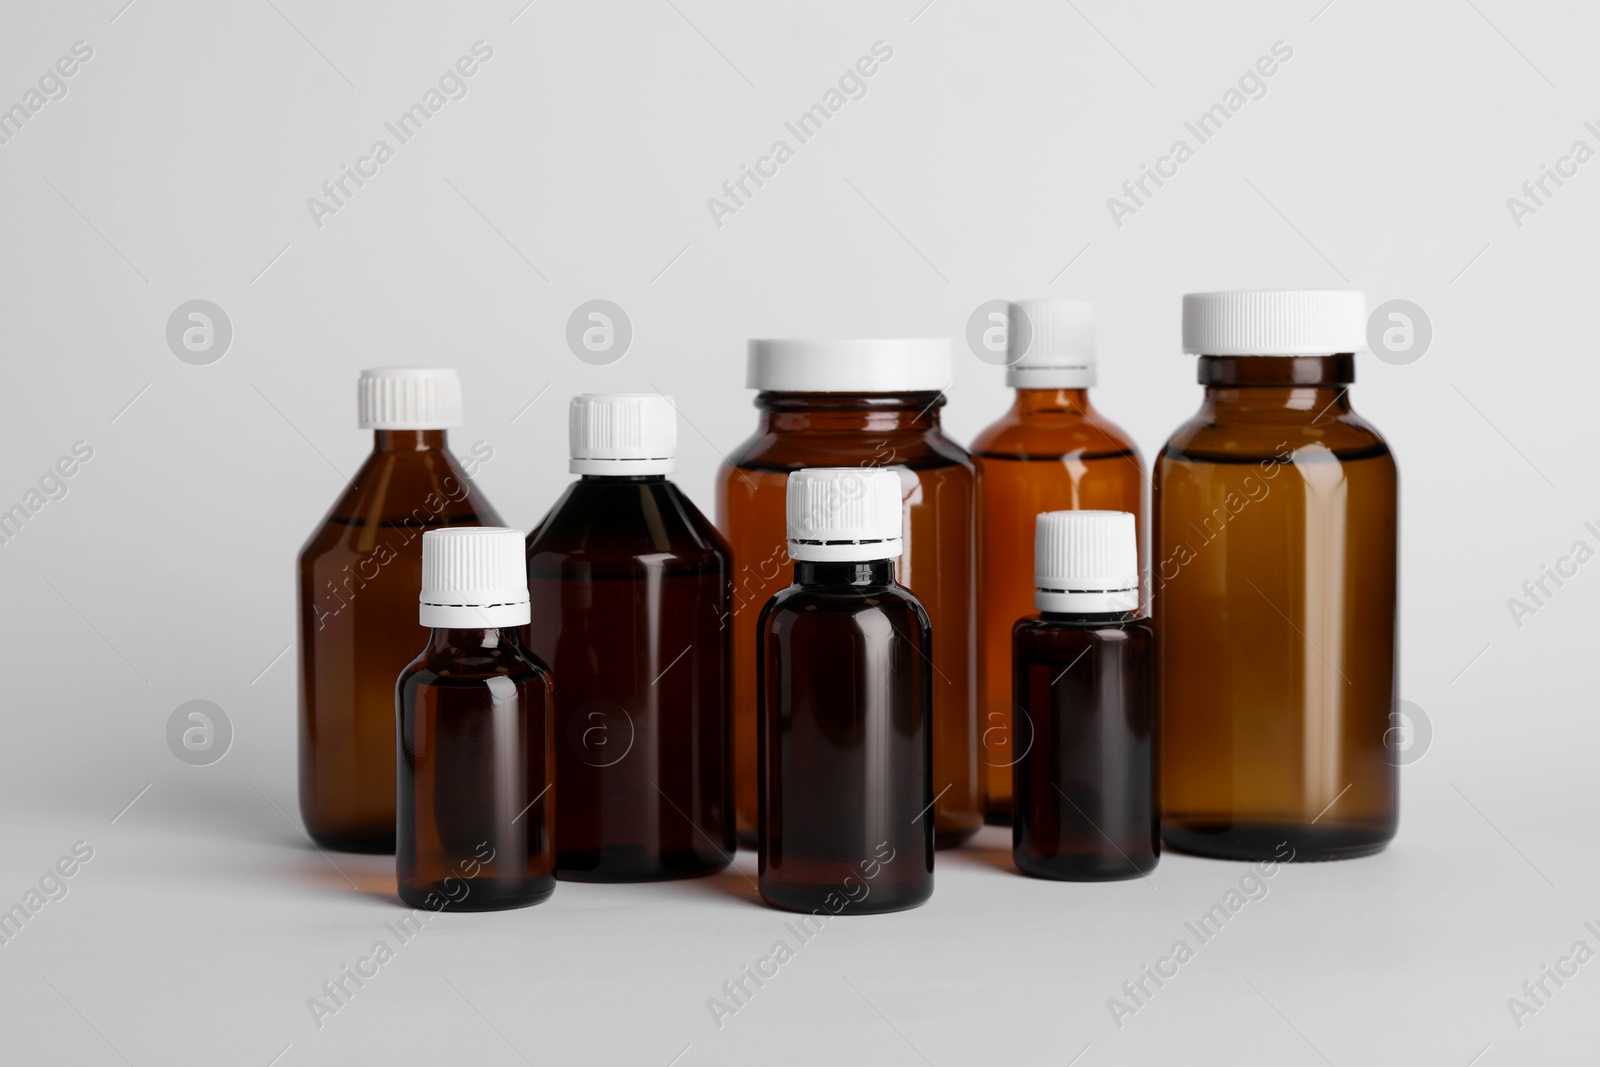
[1012,612,1157,880]
[298,430,502,853]
[718,393,979,849]
[396,627,555,910]
[524,475,733,881]
[1154,355,1398,861]
[757,559,934,914]
[971,389,1144,822]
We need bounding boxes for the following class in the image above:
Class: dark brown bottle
[758,468,933,914]
[397,528,554,911]
[720,339,979,850]
[1156,292,1398,861]
[971,300,1144,823]
[299,368,502,854]
[524,394,733,881]
[1013,511,1157,880]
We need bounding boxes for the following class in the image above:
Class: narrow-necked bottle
[971,300,1144,823]
[720,339,980,849]
[1155,291,1399,860]
[397,527,555,910]
[758,467,933,914]
[299,368,503,853]
[1013,510,1157,880]
[524,393,733,881]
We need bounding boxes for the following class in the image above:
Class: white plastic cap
[419,527,530,628]
[1182,291,1367,356]
[1007,299,1097,389]
[747,339,950,393]
[1034,510,1139,614]
[569,393,677,475]
[358,367,463,429]
[786,468,904,562]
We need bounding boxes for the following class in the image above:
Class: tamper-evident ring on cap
[786,467,904,562]
[419,527,530,628]
[1034,510,1140,614]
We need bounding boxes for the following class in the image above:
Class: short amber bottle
[1155,291,1399,861]
[720,339,979,849]
[758,468,933,914]
[1013,511,1157,880]
[298,368,502,854]
[971,300,1144,823]
[397,528,555,911]
[524,394,733,881]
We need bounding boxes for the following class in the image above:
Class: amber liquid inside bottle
[524,475,733,881]
[397,627,555,910]
[1155,355,1398,861]
[298,430,502,853]
[719,393,979,849]
[758,559,934,914]
[1012,611,1157,880]
[971,389,1144,823]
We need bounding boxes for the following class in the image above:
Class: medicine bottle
[719,340,979,849]
[971,301,1144,822]
[299,368,503,853]
[1155,291,1398,861]
[397,527,555,910]
[757,468,933,914]
[524,394,733,881]
[1012,511,1156,880]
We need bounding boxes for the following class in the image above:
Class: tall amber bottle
[398,527,555,910]
[524,394,733,881]
[970,300,1144,822]
[758,468,934,913]
[718,339,980,849]
[1155,291,1399,861]
[299,368,503,853]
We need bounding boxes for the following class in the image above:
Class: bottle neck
[1012,387,1091,418]
[1040,608,1138,626]
[793,558,896,586]
[577,473,669,483]
[374,429,449,452]
[427,626,514,651]
[1197,355,1353,419]
[755,391,944,435]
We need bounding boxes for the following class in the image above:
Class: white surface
[1,0,1595,1063]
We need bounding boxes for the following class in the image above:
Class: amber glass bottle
[971,300,1144,822]
[397,528,554,911]
[719,339,979,849]
[299,368,502,854]
[1156,291,1399,861]
[1013,511,1157,880]
[758,468,933,914]
[524,394,733,881]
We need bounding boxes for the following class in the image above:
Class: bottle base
[308,828,395,855]
[557,847,732,883]
[758,882,932,915]
[397,876,556,912]
[934,815,984,850]
[1014,851,1158,881]
[1162,820,1393,862]
[983,810,1013,828]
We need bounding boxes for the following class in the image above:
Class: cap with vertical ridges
[569,393,677,475]
[1007,299,1096,388]
[1182,291,1367,356]
[358,367,463,429]
[419,527,530,628]
[1034,510,1139,613]
[747,339,951,392]
[786,467,904,562]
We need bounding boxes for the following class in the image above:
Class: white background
[0,0,1595,1064]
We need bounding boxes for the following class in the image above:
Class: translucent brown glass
[1154,355,1398,861]
[758,559,934,914]
[718,392,980,849]
[397,627,555,911]
[1012,610,1157,880]
[298,429,502,853]
[971,388,1144,822]
[524,475,734,881]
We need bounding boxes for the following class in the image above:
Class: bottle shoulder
[300,447,500,558]
[400,639,551,688]
[972,407,1143,463]
[1012,613,1154,652]
[1159,408,1394,467]
[760,580,931,629]
[526,479,729,571]
[724,427,974,474]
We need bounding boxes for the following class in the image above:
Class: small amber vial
[397,527,555,911]
[758,468,933,914]
[1013,511,1157,880]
